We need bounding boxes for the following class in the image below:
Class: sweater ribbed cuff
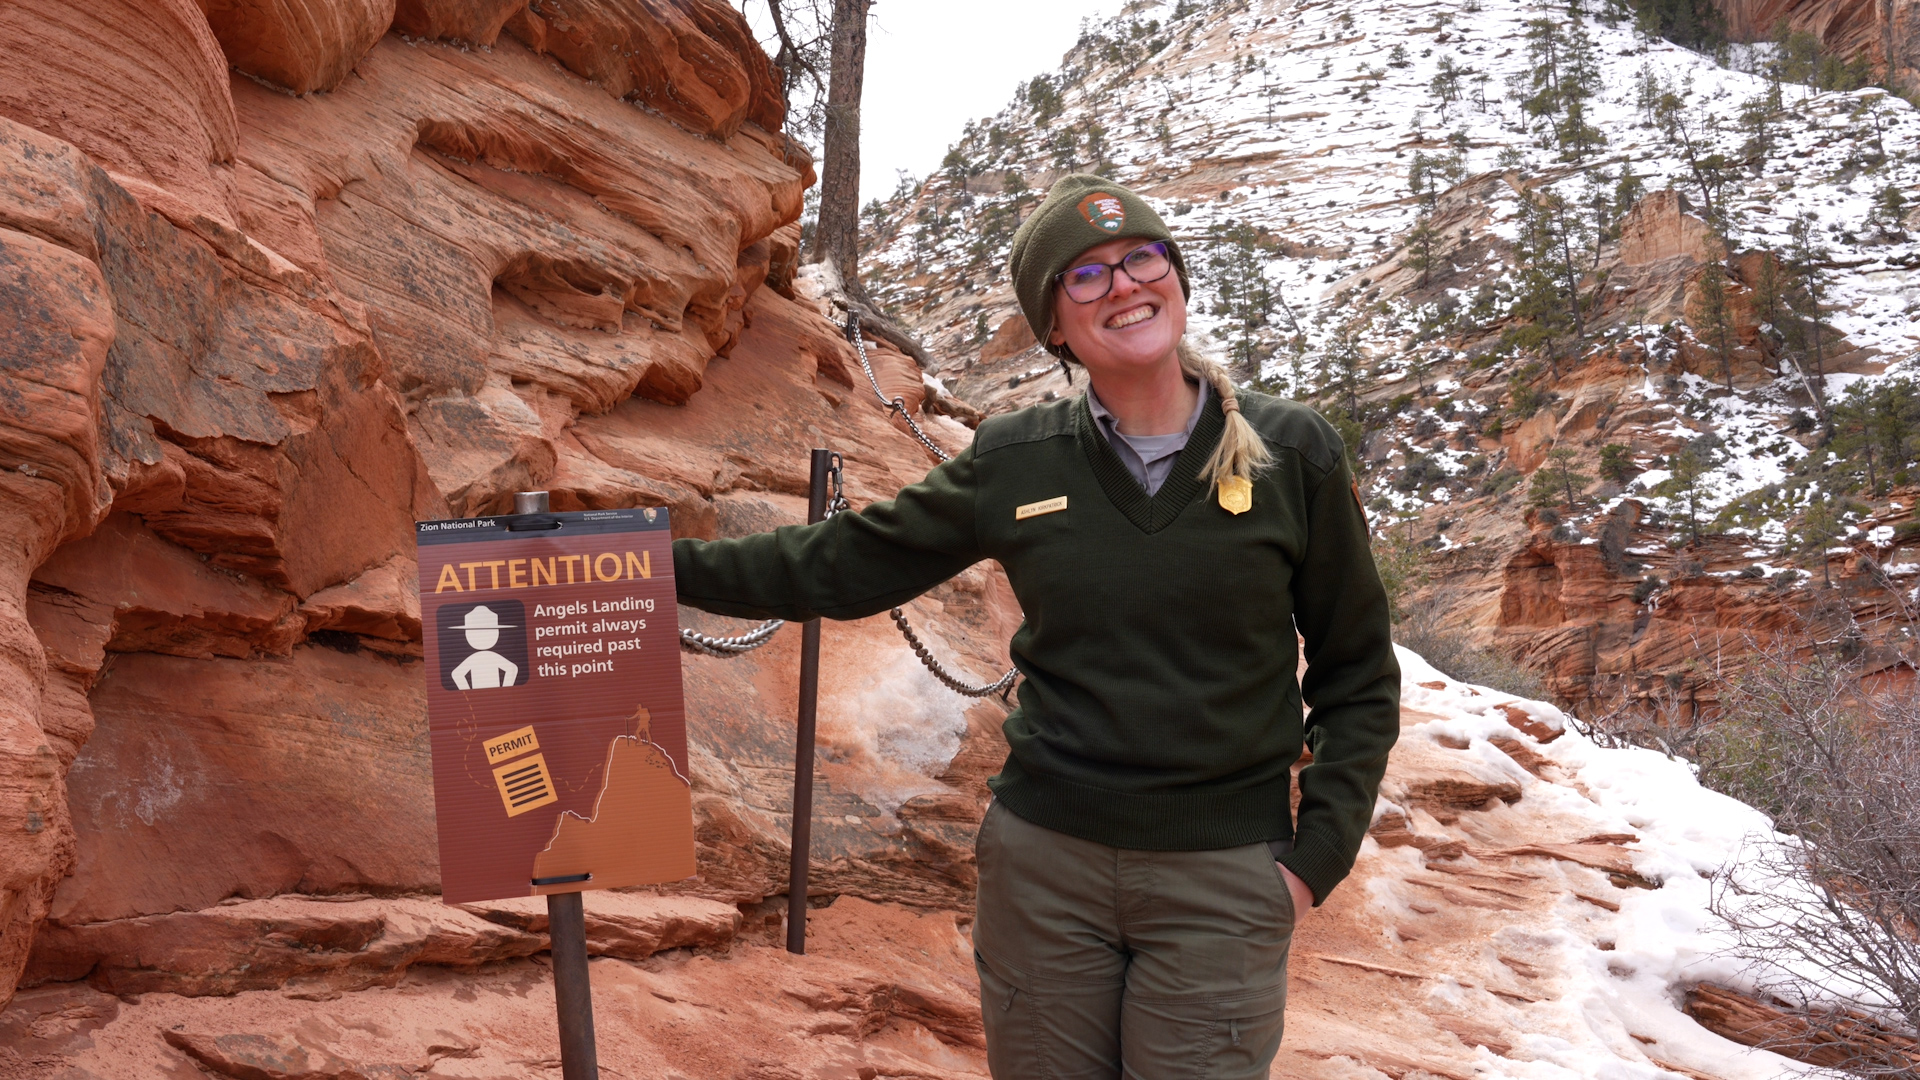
[1277,829,1353,907]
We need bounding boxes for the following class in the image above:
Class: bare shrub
[1567,676,1707,755]
[1697,640,1920,1076]
[1394,600,1545,700]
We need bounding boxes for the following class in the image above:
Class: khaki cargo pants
[972,802,1297,1080]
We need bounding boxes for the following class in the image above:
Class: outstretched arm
[673,446,983,622]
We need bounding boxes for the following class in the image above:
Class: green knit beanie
[1008,174,1191,359]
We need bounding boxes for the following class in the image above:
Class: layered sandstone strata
[1713,0,1920,89]
[0,0,997,1014]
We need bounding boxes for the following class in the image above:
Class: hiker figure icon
[448,605,521,690]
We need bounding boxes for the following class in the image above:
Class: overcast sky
[744,2,1114,204]
[858,2,1112,201]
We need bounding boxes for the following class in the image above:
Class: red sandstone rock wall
[1713,0,1920,87]
[0,0,1005,1011]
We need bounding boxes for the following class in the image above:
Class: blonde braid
[1178,341,1272,488]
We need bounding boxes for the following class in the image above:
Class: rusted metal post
[547,890,598,1080]
[515,490,598,1080]
[787,449,832,954]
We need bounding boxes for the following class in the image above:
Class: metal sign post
[509,491,598,1080]
[786,449,832,954]
[548,888,597,1080]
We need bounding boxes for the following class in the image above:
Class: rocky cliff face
[1714,0,1920,89]
[0,2,1899,1078]
[1,640,1846,1080]
[0,0,1007,1018]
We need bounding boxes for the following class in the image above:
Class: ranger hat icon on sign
[449,604,522,690]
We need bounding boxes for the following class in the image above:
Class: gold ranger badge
[1218,476,1253,515]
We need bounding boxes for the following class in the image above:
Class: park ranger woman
[674,174,1400,1080]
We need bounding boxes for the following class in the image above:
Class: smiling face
[1047,236,1186,381]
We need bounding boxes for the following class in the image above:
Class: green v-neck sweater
[672,391,1400,904]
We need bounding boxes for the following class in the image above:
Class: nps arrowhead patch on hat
[1009,175,1189,358]
[1077,192,1126,232]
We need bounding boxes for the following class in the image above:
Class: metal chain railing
[676,311,1019,700]
[823,452,1019,699]
[679,619,786,657]
[840,313,1019,697]
[891,609,1020,698]
[844,310,953,464]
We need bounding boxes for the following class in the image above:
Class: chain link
[889,608,1021,698]
[842,313,1018,699]
[845,311,954,464]
[679,619,787,656]
[677,316,1018,700]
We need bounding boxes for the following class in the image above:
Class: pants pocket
[975,949,1034,1079]
[1266,853,1300,928]
[977,948,1126,1080]
[1121,988,1287,1080]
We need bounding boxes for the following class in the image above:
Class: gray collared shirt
[1086,379,1210,496]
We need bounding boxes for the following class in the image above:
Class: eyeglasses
[1055,242,1173,304]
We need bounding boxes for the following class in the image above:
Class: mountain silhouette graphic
[531,706,696,894]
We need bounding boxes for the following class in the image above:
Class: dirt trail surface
[3,653,1812,1079]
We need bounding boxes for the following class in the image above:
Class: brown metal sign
[416,507,694,904]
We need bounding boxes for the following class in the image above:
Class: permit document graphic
[417,507,695,903]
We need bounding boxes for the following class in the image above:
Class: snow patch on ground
[1396,644,1832,1080]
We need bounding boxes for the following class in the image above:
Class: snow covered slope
[868,0,1918,380]
[1296,645,1824,1080]
[862,0,1920,706]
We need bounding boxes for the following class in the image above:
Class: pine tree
[1654,90,1733,226]
[1655,442,1719,545]
[810,0,876,292]
[1688,254,1738,392]
[1372,527,1429,625]
[1737,84,1783,167]
[1520,17,1607,161]
[1405,152,1454,288]
[1208,223,1278,370]
[1630,0,1725,51]
[1529,447,1593,509]
[1795,498,1844,588]
[1848,90,1894,168]
[1321,317,1367,422]
[1830,378,1920,496]
[1870,184,1909,240]
[1599,443,1637,484]
[1429,55,1465,119]
[1610,166,1647,236]
[1504,187,1595,371]
[1025,75,1064,126]
[1406,216,1441,287]
[1752,246,1785,329]
[1783,214,1831,413]
[1633,63,1664,128]
[1556,19,1608,159]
